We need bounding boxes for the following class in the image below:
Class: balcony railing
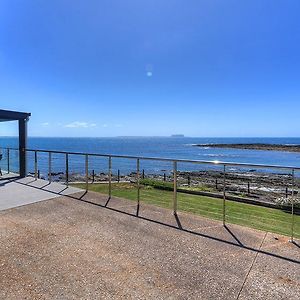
[1,147,299,241]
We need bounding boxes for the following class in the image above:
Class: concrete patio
[0,175,82,211]
[0,177,299,299]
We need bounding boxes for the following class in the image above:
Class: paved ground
[0,179,299,299]
[0,175,82,211]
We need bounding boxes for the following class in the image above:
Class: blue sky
[0,0,300,137]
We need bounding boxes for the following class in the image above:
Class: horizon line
[1,135,300,139]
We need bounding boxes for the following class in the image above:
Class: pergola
[0,109,31,178]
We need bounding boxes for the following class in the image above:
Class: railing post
[34,151,38,180]
[85,154,88,191]
[223,165,226,226]
[248,181,250,195]
[108,156,112,199]
[7,148,10,174]
[65,153,69,186]
[48,152,52,182]
[290,169,295,242]
[0,148,2,176]
[173,161,177,215]
[137,158,140,208]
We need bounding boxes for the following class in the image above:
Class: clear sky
[0,0,300,137]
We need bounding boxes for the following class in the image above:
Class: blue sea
[1,137,300,176]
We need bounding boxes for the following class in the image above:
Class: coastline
[35,168,300,206]
[195,143,300,153]
[2,137,300,173]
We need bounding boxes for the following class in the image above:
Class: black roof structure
[0,109,31,122]
[0,109,31,178]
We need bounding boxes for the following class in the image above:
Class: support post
[34,151,38,180]
[85,154,88,191]
[48,152,52,182]
[223,165,226,226]
[19,118,28,178]
[7,148,10,174]
[92,169,95,183]
[65,153,69,186]
[108,156,112,199]
[173,161,177,215]
[137,159,140,208]
[290,169,295,242]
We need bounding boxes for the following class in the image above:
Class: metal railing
[1,147,300,242]
[0,148,19,174]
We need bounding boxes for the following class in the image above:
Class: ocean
[1,137,300,176]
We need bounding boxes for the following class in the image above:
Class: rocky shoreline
[195,143,300,153]
[37,169,300,205]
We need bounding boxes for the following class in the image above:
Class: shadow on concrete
[105,196,111,207]
[174,213,183,230]
[0,176,20,186]
[79,191,88,199]
[22,178,38,185]
[136,203,140,217]
[0,176,20,182]
[11,177,300,266]
[224,224,243,247]
[39,182,52,189]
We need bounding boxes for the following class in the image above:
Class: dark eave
[0,109,31,122]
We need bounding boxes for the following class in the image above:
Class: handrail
[5,147,300,171]
[3,146,298,242]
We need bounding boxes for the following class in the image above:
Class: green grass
[140,178,212,192]
[72,182,300,238]
[140,178,173,190]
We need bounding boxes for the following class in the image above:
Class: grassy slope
[73,182,300,238]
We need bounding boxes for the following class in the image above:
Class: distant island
[171,134,185,137]
[195,143,300,153]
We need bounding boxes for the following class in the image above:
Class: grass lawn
[72,182,300,238]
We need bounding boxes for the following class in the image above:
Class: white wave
[229,168,237,171]
[201,154,240,158]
